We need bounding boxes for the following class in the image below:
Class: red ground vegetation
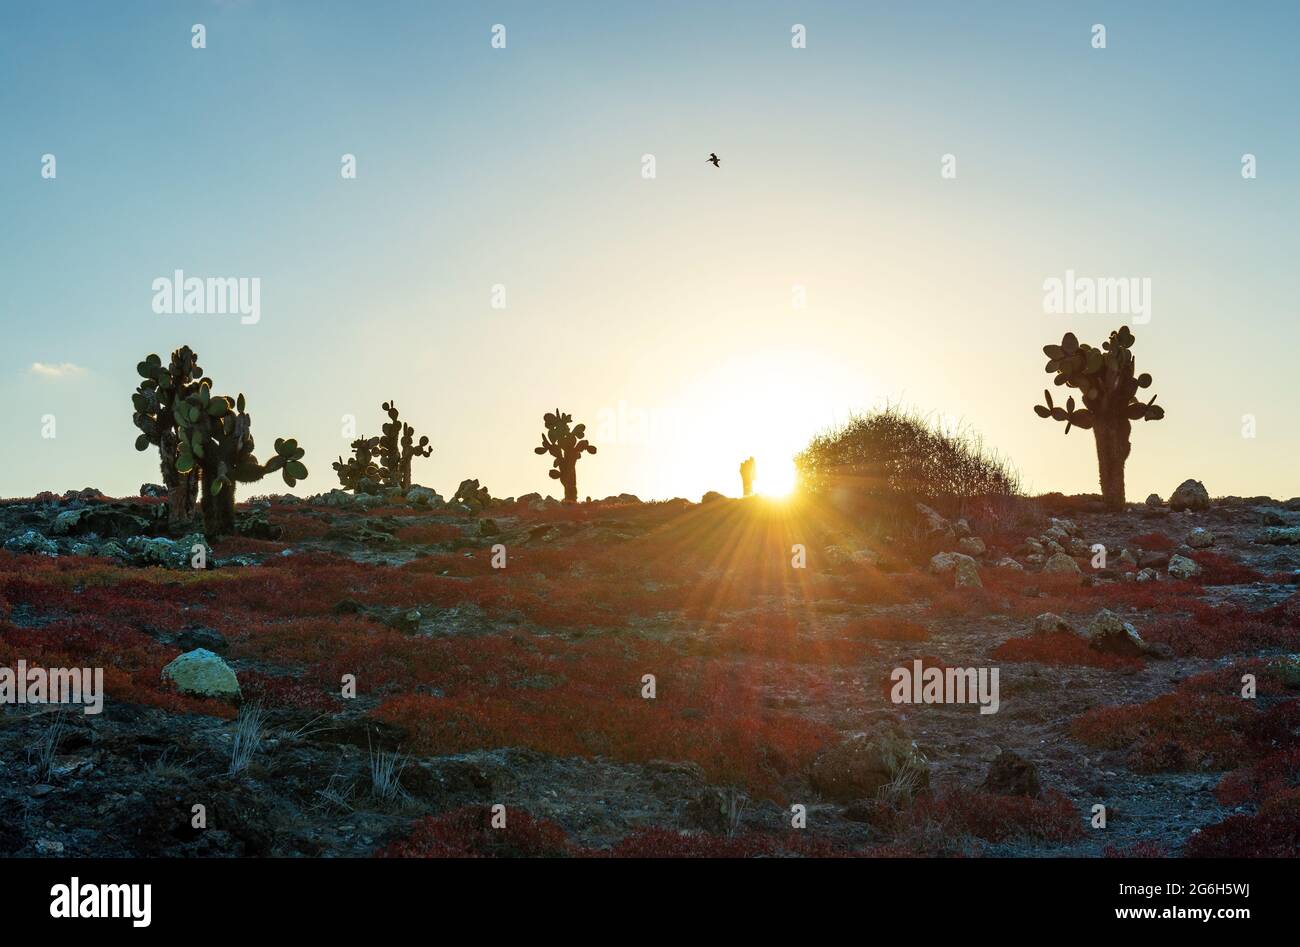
[1072,662,1298,773]
[991,631,1143,670]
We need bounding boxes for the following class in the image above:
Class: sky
[2,1,1298,503]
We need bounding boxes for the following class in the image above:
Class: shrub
[794,405,1022,526]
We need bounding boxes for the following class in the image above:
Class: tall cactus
[377,400,432,491]
[132,346,203,527]
[172,381,307,536]
[1033,326,1164,510]
[534,409,596,503]
[739,456,756,497]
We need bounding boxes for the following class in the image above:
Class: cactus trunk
[159,430,197,527]
[559,463,578,503]
[1093,417,1131,511]
[200,469,237,537]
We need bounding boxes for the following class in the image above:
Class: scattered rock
[1168,554,1200,580]
[1186,528,1215,549]
[994,557,1024,571]
[1135,567,1159,583]
[915,503,954,542]
[980,750,1041,798]
[161,648,241,700]
[478,518,500,537]
[1145,493,1163,507]
[405,486,443,508]
[140,483,167,498]
[1119,548,1138,567]
[930,551,976,575]
[1258,527,1300,546]
[700,491,726,504]
[1169,479,1210,512]
[3,530,58,556]
[957,536,986,557]
[126,533,208,569]
[1086,609,1154,656]
[34,839,64,856]
[1032,612,1075,635]
[954,557,983,588]
[1043,552,1081,576]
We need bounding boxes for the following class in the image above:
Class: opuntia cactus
[131,346,204,527]
[377,400,432,491]
[333,436,383,494]
[534,410,596,503]
[1033,326,1164,510]
[172,381,307,536]
[739,457,756,497]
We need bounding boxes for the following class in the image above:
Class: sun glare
[753,452,797,497]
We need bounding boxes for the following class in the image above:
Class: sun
[753,452,798,497]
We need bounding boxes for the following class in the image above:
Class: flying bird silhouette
[707,153,720,167]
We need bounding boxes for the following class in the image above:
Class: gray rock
[1186,527,1215,549]
[957,536,986,557]
[1169,479,1210,512]
[930,551,976,575]
[405,486,443,507]
[1032,612,1075,635]
[915,503,955,541]
[954,557,983,588]
[1145,493,1163,507]
[1043,552,1082,575]
[1168,554,1200,580]
[3,530,58,556]
[1258,527,1300,546]
[994,557,1024,571]
[126,533,208,569]
[140,483,167,498]
[161,648,241,699]
[1086,609,1153,656]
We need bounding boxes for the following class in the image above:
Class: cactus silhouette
[1033,326,1164,510]
[534,410,596,503]
[170,379,307,537]
[377,400,432,491]
[132,346,204,527]
[333,436,383,494]
[739,457,756,497]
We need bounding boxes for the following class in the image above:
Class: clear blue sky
[3,1,1298,501]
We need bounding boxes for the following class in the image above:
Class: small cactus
[1032,327,1164,510]
[739,457,756,497]
[333,437,383,494]
[534,410,596,503]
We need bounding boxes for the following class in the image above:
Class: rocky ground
[1,479,1298,858]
